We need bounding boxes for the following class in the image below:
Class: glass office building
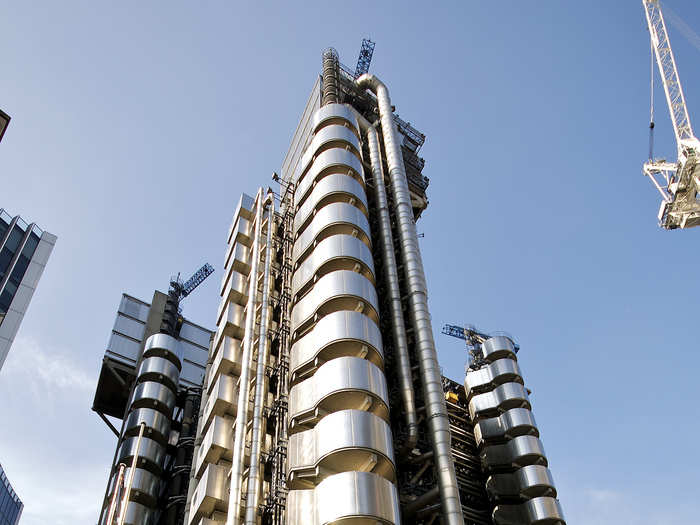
[0,463,22,525]
[0,209,56,371]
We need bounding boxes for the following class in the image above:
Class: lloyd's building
[98,47,565,525]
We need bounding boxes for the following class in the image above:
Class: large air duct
[227,189,264,525]
[351,108,418,452]
[355,73,464,525]
[244,193,275,524]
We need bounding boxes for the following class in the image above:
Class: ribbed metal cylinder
[321,48,340,107]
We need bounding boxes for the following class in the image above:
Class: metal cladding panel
[223,241,251,276]
[113,314,146,341]
[229,215,252,248]
[469,382,531,422]
[465,358,523,400]
[189,463,229,524]
[218,269,247,309]
[294,149,365,208]
[217,302,245,340]
[310,103,360,135]
[107,467,160,506]
[124,407,171,445]
[292,203,371,266]
[227,193,255,245]
[486,465,557,502]
[297,125,363,182]
[294,173,368,235]
[131,381,177,415]
[195,414,233,478]
[119,294,151,323]
[482,336,518,362]
[143,333,182,368]
[201,373,238,432]
[118,437,166,475]
[289,310,383,385]
[287,471,400,525]
[492,496,566,525]
[481,435,547,472]
[292,234,375,298]
[101,501,154,525]
[290,270,379,337]
[287,409,395,488]
[474,407,539,446]
[179,321,212,350]
[288,357,389,432]
[137,356,180,392]
[280,76,321,184]
[207,336,245,394]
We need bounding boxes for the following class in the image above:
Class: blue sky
[1,1,700,523]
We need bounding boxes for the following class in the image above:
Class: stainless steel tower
[184,48,472,525]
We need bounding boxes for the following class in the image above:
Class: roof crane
[353,38,375,79]
[442,323,519,369]
[160,263,215,337]
[643,0,700,229]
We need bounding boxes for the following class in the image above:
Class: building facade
[0,463,22,525]
[0,209,56,371]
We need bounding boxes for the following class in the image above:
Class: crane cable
[649,36,656,161]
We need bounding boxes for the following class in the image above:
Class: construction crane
[160,262,215,337]
[442,323,519,368]
[643,0,700,229]
[354,38,375,79]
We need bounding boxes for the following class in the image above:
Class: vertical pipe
[105,464,125,525]
[117,422,146,525]
[321,48,340,107]
[354,74,464,525]
[244,194,275,524]
[362,118,418,451]
[227,188,264,525]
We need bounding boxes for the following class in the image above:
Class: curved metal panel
[118,436,166,475]
[297,125,362,184]
[195,414,234,478]
[218,301,245,340]
[469,382,531,423]
[287,409,395,489]
[294,173,368,236]
[481,435,547,472]
[290,270,379,339]
[131,381,176,416]
[137,356,180,392]
[288,357,389,433]
[289,310,383,385]
[474,407,539,446]
[465,359,523,400]
[219,268,248,309]
[201,373,238,432]
[311,103,360,136]
[229,215,252,248]
[482,336,518,362]
[189,463,229,522]
[124,407,171,445]
[487,465,557,502]
[286,471,400,525]
[292,234,375,300]
[102,501,154,525]
[492,496,566,525]
[294,149,364,208]
[208,336,249,394]
[107,467,160,507]
[224,241,251,276]
[293,202,371,267]
[143,333,182,369]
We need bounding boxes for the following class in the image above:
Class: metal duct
[227,188,264,525]
[321,48,340,106]
[244,193,275,524]
[355,74,464,524]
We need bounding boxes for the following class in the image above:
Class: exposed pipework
[227,188,265,525]
[244,193,275,525]
[352,108,418,452]
[354,74,464,525]
[321,48,340,106]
